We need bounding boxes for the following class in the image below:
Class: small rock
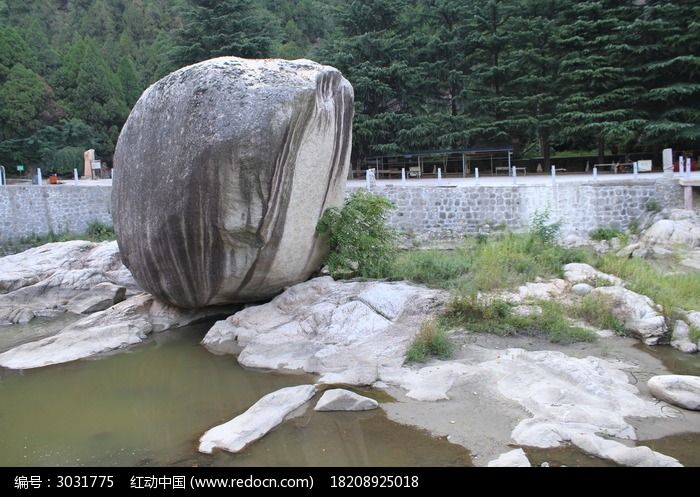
[563,263,622,286]
[487,448,531,467]
[314,389,378,412]
[540,462,550,468]
[648,375,700,411]
[670,321,698,354]
[571,283,594,296]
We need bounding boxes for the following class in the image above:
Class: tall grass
[405,318,454,363]
[384,232,592,295]
[444,296,596,344]
[594,253,700,313]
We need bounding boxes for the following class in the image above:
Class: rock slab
[314,389,379,411]
[487,448,531,467]
[648,375,700,411]
[0,293,226,369]
[199,384,317,454]
[113,57,354,308]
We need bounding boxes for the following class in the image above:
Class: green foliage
[381,232,591,294]
[316,191,396,278]
[590,227,624,241]
[592,253,700,314]
[85,221,116,242]
[388,248,472,288]
[530,209,561,244]
[646,200,661,213]
[0,63,47,137]
[570,294,626,336]
[444,296,595,344]
[690,326,700,345]
[47,146,84,175]
[405,318,454,364]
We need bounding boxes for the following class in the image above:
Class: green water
[0,323,472,467]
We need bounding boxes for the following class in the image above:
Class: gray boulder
[648,375,700,411]
[113,57,353,308]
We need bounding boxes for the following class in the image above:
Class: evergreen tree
[0,64,47,138]
[170,0,278,67]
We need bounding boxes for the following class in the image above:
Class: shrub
[85,221,115,241]
[530,208,561,244]
[590,227,624,241]
[316,191,396,278]
[645,200,661,213]
[405,318,454,363]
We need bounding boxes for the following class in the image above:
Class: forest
[0,0,698,171]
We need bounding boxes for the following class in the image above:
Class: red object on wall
[674,159,698,172]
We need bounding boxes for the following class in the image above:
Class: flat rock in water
[113,57,353,308]
[199,385,317,454]
[670,320,698,354]
[487,448,531,467]
[0,294,225,369]
[314,389,379,411]
[648,375,700,411]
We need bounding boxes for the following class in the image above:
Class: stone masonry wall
[0,186,112,243]
[350,178,684,246]
[0,178,684,246]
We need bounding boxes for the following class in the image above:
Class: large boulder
[113,57,354,308]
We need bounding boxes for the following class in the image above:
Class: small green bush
[405,318,454,363]
[646,200,661,213]
[85,221,115,241]
[590,227,624,241]
[530,208,561,244]
[317,191,396,278]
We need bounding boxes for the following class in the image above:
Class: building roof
[365,146,513,160]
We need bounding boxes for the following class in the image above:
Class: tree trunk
[597,135,605,165]
[540,127,551,170]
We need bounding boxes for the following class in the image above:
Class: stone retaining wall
[0,179,684,246]
[350,178,684,246]
[0,186,112,243]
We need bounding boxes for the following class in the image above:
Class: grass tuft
[405,318,454,363]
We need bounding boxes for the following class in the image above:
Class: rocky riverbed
[2,212,700,466]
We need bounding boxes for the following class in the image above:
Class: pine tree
[0,63,47,138]
[170,0,278,67]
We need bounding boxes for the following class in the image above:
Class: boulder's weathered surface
[314,389,379,411]
[0,241,139,325]
[571,283,594,296]
[113,57,354,308]
[487,449,531,467]
[618,209,700,270]
[648,375,700,411]
[591,286,667,345]
[0,293,226,369]
[202,276,447,384]
[199,384,317,454]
